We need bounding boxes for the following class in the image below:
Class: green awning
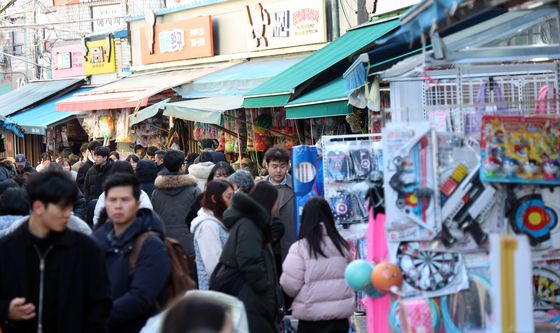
[129,98,170,126]
[243,18,399,108]
[163,96,243,125]
[285,78,350,119]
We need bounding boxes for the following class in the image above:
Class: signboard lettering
[56,52,72,69]
[92,4,125,34]
[84,38,116,75]
[51,44,84,79]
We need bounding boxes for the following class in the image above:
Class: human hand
[8,298,36,321]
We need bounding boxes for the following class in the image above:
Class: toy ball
[483,157,501,172]
[344,260,373,291]
[371,262,403,293]
[503,158,519,175]
[524,159,540,176]
[544,160,559,176]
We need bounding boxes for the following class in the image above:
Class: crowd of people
[0,139,356,333]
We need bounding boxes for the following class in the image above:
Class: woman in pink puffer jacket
[280,198,355,333]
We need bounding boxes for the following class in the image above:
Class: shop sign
[245,0,327,51]
[140,16,214,65]
[51,44,84,79]
[366,0,419,16]
[83,36,116,75]
[92,4,126,34]
[165,0,225,9]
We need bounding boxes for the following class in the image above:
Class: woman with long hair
[191,180,234,290]
[280,198,354,333]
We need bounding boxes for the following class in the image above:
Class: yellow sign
[84,37,116,75]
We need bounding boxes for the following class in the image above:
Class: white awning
[163,96,243,125]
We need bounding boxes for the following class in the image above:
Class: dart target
[510,194,557,243]
[533,267,560,309]
[396,242,461,291]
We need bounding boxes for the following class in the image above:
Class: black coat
[77,159,94,192]
[219,193,281,333]
[84,159,114,202]
[93,209,171,333]
[135,160,157,198]
[0,221,112,333]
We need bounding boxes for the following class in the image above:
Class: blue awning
[0,78,85,117]
[10,88,90,135]
[173,57,303,99]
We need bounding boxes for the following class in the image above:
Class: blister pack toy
[383,122,441,241]
[325,150,351,182]
[480,115,560,185]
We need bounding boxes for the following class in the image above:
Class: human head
[249,182,279,215]
[264,145,290,184]
[199,138,215,151]
[300,197,349,258]
[164,149,186,173]
[109,151,120,162]
[0,187,30,216]
[25,171,78,233]
[126,154,140,170]
[134,144,146,158]
[104,173,141,233]
[79,143,89,159]
[87,140,102,157]
[109,160,134,175]
[68,154,80,166]
[155,149,166,166]
[135,160,158,183]
[208,161,235,182]
[228,170,254,193]
[201,180,234,220]
[0,179,19,196]
[199,151,213,163]
[146,146,159,160]
[40,152,51,163]
[14,154,26,171]
[162,296,232,333]
[57,158,72,173]
[94,146,110,166]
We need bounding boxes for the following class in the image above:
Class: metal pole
[330,0,340,39]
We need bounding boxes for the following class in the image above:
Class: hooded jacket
[188,161,215,191]
[151,173,200,254]
[135,160,158,197]
[190,208,228,290]
[93,209,171,333]
[84,159,114,202]
[280,224,354,321]
[0,160,15,182]
[219,193,280,333]
[93,190,153,227]
[3,214,92,237]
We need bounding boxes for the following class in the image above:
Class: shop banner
[140,15,214,65]
[92,4,126,34]
[245,0,327,51]
[51,44,84,79]
[84,37,116,75]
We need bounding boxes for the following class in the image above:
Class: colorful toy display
[481,115,560,185]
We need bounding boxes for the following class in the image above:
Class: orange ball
[371,262,403,293]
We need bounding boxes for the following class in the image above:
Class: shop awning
[285,78,350,119]
[0,78,84,117]
[242,18,400,108]
[129,98,170,126]
[10,88,91,135]
[174,57,303,98]
[56,66,230,112]
[163,96,243,125]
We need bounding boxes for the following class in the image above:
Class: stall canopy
[56,65,231,112]
[242,18,400,108]
[0,78,85,117]
[10,88,91,136]
[129,98,170,126]
[285,78,350,119]
[174,57,303,99]
[164,96,243,125]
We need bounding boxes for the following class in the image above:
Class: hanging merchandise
[98,113,115,139]
[116,111,132,142]
[533,259,560,331]
[464,79,509,136]
[390,298,440,333]
[480,115,560,185]
[383,122,441,241]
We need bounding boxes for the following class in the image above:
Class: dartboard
[510,194,557,243]
[533,267,560,309]
[397,242,461,291]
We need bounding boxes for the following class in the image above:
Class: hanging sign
[83,36,116,75]
[140,16,214,65]
[245,0,327,51]
[92,4,126,34]
[51,44,84,79]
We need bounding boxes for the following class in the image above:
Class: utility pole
[357,0,369,24]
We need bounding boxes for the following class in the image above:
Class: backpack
[129,231,197,308]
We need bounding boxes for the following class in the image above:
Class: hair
[126,154,140,163]
[0,187,30,216]
[47,163,64,172]
[161,296,228,333]
[87,140,101,152]
[0,179,19,196]
[228,170,254,193]
[94,146,110,158]
[57,158,71,169]
[249,182,278,215]
[264,145,290,164]
[109,161,134,175]
[40,152,51,162]
[186,153,199,164]
[103,173,141,201]
[155,150,166,159]
[135,160,157,183]
[201,180,233,220]
[208,161,235,182]
[80,143,89,154]
[109,151,120,160]
[299,198,349,259]
[199,151,213,163]
[199,138,215,150]
[134,144,145,152]
[25,171,78,208]
[147,146,159,156]
[68,154,80,165]
[164,150,186,173]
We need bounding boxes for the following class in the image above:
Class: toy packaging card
[383,122,441,241]
[532,259,560,331]
[481,115,560,185]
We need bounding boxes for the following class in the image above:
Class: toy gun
[440,165,496,247]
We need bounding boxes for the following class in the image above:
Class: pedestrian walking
[188,151,215,191]
[135,159,158,197]
[77,141,101,192]
[228,169,255,193]
[0,188,30,238]
[84,146,114,202]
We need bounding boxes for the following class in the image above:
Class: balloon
[364,283,383,298]
[371,262,403,294]
[345,260,373,291]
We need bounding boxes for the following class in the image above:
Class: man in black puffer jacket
[84,146,114,203]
